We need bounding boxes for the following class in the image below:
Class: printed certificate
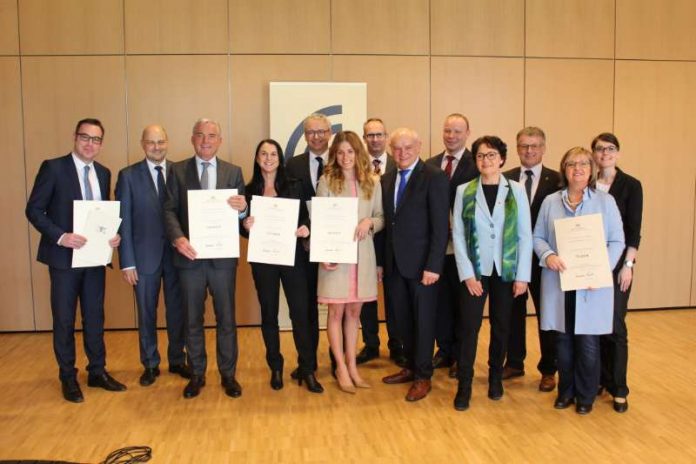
[309,196,358,264]
[188,189,240,259]
[72,200,121,268]
[247,195,300,266]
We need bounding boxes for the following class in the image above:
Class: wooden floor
[0,310,695,464]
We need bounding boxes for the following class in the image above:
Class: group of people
[25,113,642,417]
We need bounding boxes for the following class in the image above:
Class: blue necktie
[83,165,94,200]
[396,169,410,207]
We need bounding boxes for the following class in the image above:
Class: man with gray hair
[164,118,247,399]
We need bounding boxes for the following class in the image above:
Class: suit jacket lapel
[395,160,423,214]
[62,154,83,200]
[383,169,397,218]
[185,157,201,189]
[137,160,158,199]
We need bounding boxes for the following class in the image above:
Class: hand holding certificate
[309,197,358,264]
[247,195,300,266]
[554,213,613,291]
[188,189,240,259]
[72,200,121,268]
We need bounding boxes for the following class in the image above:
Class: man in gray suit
[115,124,189,387]
[164,118,247,399]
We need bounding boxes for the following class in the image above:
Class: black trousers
[600,268,631,397]
[305,258,320,371]
[434,254,460,359]
[178,260,238,378]
[360,284,401,351]
[385,270,438,379]
[250,259,316,375]
[49,266,107,381]
[506,263,557,374]
[457,270,514,384]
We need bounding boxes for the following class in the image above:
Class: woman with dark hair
[242,139,323,393]
[316,131,384,394]
[451,135,533,411]
[591,133,643,413]
[534,147,624,414]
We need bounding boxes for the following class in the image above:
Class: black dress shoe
[169,364,192,379]
[61,378,84,403]
[432,351,455,369]
[448,363,458,379]
[554,396,575,409]
[87,372,127,391]
[576,403,593,415]
[222,376,242,398]
[613,398,629,413]
[488,380,504,400]
[139,367,160,387]
[183,375,205,399]
[454,384,471,411]
[389,349,408,368]
[356,346,379,365]
[298,372,324,393]
[270,370,283,390]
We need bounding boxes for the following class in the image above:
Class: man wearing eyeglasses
[26,118,126,403]
[115,124,189,388]
[503,126,561,392]
[426,113,478,377]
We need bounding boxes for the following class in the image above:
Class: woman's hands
[354,218,373,241]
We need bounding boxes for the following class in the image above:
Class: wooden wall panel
[526,0,615,58]
[430,57,524,156]
[617,0,696,60]
[332,56,430,150]
[229,0,330,54]
[524,59,614,169]
[431,0,524,57]
[18,0,124,55]
[331,0,429,55]
[21,56,133,329]
[124,0,228,54]
[0,58,33,331]
[0,0,18,55]
[126,55,230,164]
[614,60,696,308]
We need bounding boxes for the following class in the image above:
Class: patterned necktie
[524,169,533,204]
[372,158,382,175]
[396,169,410,207]
[155,165,166,204]
[200,161,211,190]
[83,165,94,200]
[316,156,324,184]
[444,155,455,179]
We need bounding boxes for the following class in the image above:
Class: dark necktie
[444,155,455,179]
[155,165,166,204]
[396,169,410,207]
[372,158,382,175]
[316,156,324,183]
[200,161,211,190]
[83,165,94,200]
[524,169,534,204]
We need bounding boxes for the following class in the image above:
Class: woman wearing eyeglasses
[451,135,533,411]
[533,147,625,414]
[591,133,643,413]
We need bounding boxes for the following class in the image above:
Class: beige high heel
[336,368,356,394]
[349,370,371,389]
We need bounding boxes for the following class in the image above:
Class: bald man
[115,125,189,387]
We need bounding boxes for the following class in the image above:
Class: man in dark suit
[381,128,449,402]
[426,113,478,376]
[163,118,247,399]
[26,118,126,403]
[503,126,561,392]
[355,117,405,366]
[115,124,189,387]
[285,112,331,378]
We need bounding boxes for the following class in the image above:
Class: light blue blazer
[533,189,625,335]
[452,176,533,283]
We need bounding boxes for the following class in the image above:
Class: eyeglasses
[565,160,592,169]
[365,132,386,139]
[517,143,544,151]
[475,151,499,161]
[593,145,617,154]
[76,133,103,145]
[143,140,167,147]
[305,129,329,138]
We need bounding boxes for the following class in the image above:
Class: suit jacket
[504,165,561,228]
[26,153,111,270]
[381,159,449,280]
[607,168,643,252]
[115,159,171,274]
[373,155,396,267]
[163,156,245,270]
[427,150,478,211]
[285,152,316,202]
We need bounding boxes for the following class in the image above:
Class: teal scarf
[461,177,519,282]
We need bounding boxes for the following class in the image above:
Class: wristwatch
[624,260,634,269]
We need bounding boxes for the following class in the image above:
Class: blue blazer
[452,176,533,283]
[115,159,170,274]
[26,153,111,270]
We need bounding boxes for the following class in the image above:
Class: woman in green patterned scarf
[451,135,533,411]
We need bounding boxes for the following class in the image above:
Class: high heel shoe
[336,368,356,394]
[349,372,371,389]
[270,370,283,390]
[298,372,324,394]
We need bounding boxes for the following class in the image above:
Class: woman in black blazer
[591,133,643,413]
[242,139,323,394]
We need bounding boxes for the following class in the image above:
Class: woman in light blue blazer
[451,135,533,411]
[534,146,624,415]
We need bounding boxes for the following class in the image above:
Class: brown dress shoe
[502,367,525,380]
[382,368,415,384]
[406,379,432,402]
[539,374,556,392]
